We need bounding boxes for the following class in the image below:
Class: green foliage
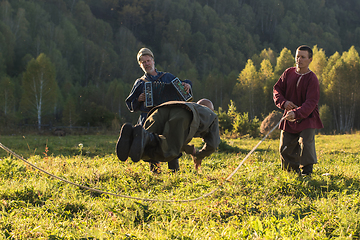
[0,158,27,179]
[249,116,260,138]
[1,0,360,132]
[215,107,233,133]
[232,112,260,138]
[217,100,261,138]
[20,53,59,129]
[274,47,294,76]
[319,104,333,134]
[321,47,360,133]
[233,112,251,135]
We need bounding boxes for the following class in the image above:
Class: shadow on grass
[276,173,360,197]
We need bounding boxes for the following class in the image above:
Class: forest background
[1,0,360,134]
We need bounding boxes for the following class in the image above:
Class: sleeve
[125,79,145,112]
[195,119,221,160]
[273,70,288,110]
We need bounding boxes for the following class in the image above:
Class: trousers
[144,107,192,162]
[279,128,317,172]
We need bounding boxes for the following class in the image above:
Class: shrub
[233,112,250,136]
[216,107,233,134]
[232,112,260,138]
[217,100,261,138]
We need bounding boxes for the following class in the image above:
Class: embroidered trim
[295,69,312,88]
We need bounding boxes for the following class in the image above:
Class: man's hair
[297,45,313,59]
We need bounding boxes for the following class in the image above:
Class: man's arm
[191,121,221,170]
[183,144,202,172]
[273,71,289,110]
[125,79,145,112]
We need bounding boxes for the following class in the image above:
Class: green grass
[0,133,360,239]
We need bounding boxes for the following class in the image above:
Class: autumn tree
[259,58,276,115]
[20,53,58,130]
[322,47,360,133]
[309,45,327,82]
[309,45,328,106]
[252,48,277,68]
[274,47,294,77]
[234,59,259,119]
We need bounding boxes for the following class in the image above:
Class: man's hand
[285,111,295,122]
[184,144,202,172]
[190,146,202,172]
[138,92,145,102]
[192,155,202,172]
[284,101,298,111]
[182,82,191,93]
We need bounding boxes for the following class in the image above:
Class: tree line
[0,0,359,133]
[235,46,360,134]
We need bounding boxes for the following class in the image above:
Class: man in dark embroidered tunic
[124,48,192,173]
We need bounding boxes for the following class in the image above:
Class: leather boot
[116,123,134,161]
[129,125,158,162]
[167,158,180,173]
[301,164,313,176]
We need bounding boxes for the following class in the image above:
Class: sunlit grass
[0,133,360,238]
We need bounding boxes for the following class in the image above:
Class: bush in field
[233,112,260,138]
[217,100,260,138]
[260,110,283,139]
[216,107,233,134]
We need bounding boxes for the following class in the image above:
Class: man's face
[139,55,155,75]
[295,49,312,69]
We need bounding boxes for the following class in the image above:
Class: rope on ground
[0,117,284,203]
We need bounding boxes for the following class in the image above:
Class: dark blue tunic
[125,70,192,125]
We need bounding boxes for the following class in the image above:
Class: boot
[116,123,134,161]
[301,164,313,176]
[129,125,158,162]
[167,158,180,173]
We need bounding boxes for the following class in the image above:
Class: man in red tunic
[273,45,323,176]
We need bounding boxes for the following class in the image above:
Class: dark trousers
[139,112,180,172]
[279,128,317,174]
[144,107,192,163]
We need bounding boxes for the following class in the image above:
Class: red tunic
[273,67,323,133]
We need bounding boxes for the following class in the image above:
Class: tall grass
[0,133,359,239]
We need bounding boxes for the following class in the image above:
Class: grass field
[0,133,359,239]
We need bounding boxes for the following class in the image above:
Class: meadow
[0,132,360,239]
